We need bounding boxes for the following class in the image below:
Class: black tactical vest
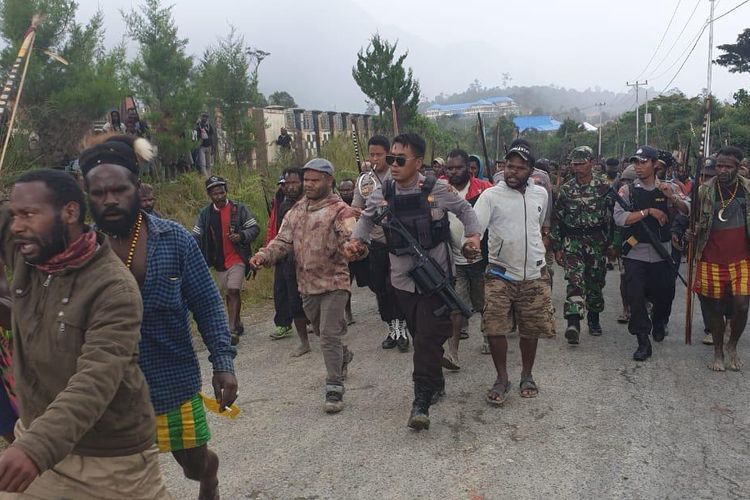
[626,185,672,243]
[383,176,450,255]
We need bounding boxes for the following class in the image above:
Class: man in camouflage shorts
[552,146,615,344]
[472,139,555,405]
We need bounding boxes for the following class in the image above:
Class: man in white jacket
[471,140,556,405]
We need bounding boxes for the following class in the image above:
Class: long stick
[477,113,492,178]
[687,97,711,344]
[351,118,362,173]
[390,98,399,136]
[495,121,501,161]
[0,20,38,175]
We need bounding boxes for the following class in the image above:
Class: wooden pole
[0,20,38,175]
[390,98,399,136]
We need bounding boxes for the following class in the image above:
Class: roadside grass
[152,140,359,313]
[153,166,278,310]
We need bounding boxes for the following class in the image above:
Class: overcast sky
[77,0,748,113]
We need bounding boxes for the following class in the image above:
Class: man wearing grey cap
[251,158,359,414]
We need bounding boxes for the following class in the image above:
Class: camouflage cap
[621,165,636,181]
[570,146,594,163]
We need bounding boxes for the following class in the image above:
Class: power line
[632,0,683,81]
[658,24,708,92]
[713,0,750,20]
[645,0,703,79]
[656,0,750,93]
[650,17,708,82]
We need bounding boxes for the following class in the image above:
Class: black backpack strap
[383,179,395,200]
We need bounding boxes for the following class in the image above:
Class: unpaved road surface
[161,265,750,499]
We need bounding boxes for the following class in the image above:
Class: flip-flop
[519,377,539,398]
[486,379,511,406]
[441,353,461,371]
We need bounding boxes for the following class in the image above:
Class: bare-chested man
[690,146,750,371]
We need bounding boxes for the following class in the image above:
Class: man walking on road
[267,168,310,355]
[442,148,492,370]
[251,159,358,414]
[614,146,689,361]
[352,136,410,352]
[81,136,238,500]
[0,169,169,498]
[552,146,614,344]
[194,176,260,345]
[346,133,481,431]
[473,141,555,405]
[690,146,749,371]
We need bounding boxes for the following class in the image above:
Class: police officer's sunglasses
[386,154,418,167]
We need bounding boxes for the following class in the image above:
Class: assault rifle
[372,205,472,319]
[610,184,688,287]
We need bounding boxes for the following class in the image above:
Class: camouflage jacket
[695,175,750,260]
[258,193,357,296]
[551,174,615,251]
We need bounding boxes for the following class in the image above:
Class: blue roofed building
[513,115,562,133]
[423,96,519,119]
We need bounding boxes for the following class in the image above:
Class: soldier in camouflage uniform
[552,146,615,344]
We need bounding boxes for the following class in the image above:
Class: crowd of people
[0,126,747,497]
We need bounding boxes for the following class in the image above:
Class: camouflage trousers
[561,235,607,318]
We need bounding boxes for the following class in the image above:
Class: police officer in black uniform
[346,133,481,431]
[613,146,690,360]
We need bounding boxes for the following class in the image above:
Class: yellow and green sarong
[155,394,211,452]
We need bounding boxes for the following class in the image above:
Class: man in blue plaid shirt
[80,135,237,500]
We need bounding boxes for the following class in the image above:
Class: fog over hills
[78,0,748,114]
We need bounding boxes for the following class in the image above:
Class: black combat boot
[652,321,666,342]
[632,333,652,361]
[587,311,603,336]
[407,384,433,431]
[431,378,446,405]
[565,316,581,345]
[381,320,398,349]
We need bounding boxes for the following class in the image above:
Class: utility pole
[626,80,647,147]
[595,102,606,157]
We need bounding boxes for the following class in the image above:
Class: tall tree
[123,0,199,168]
[268,91,297,108]
[715,28,750,74]
[352,34,421,131]
[199,27,257,172]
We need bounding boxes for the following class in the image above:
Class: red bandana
[34,231,99,274]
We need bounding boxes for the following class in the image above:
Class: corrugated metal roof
[513,115,562,132]
[427,96,515,112]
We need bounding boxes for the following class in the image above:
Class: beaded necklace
[125,212,143,269]
[717,180,740,223]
